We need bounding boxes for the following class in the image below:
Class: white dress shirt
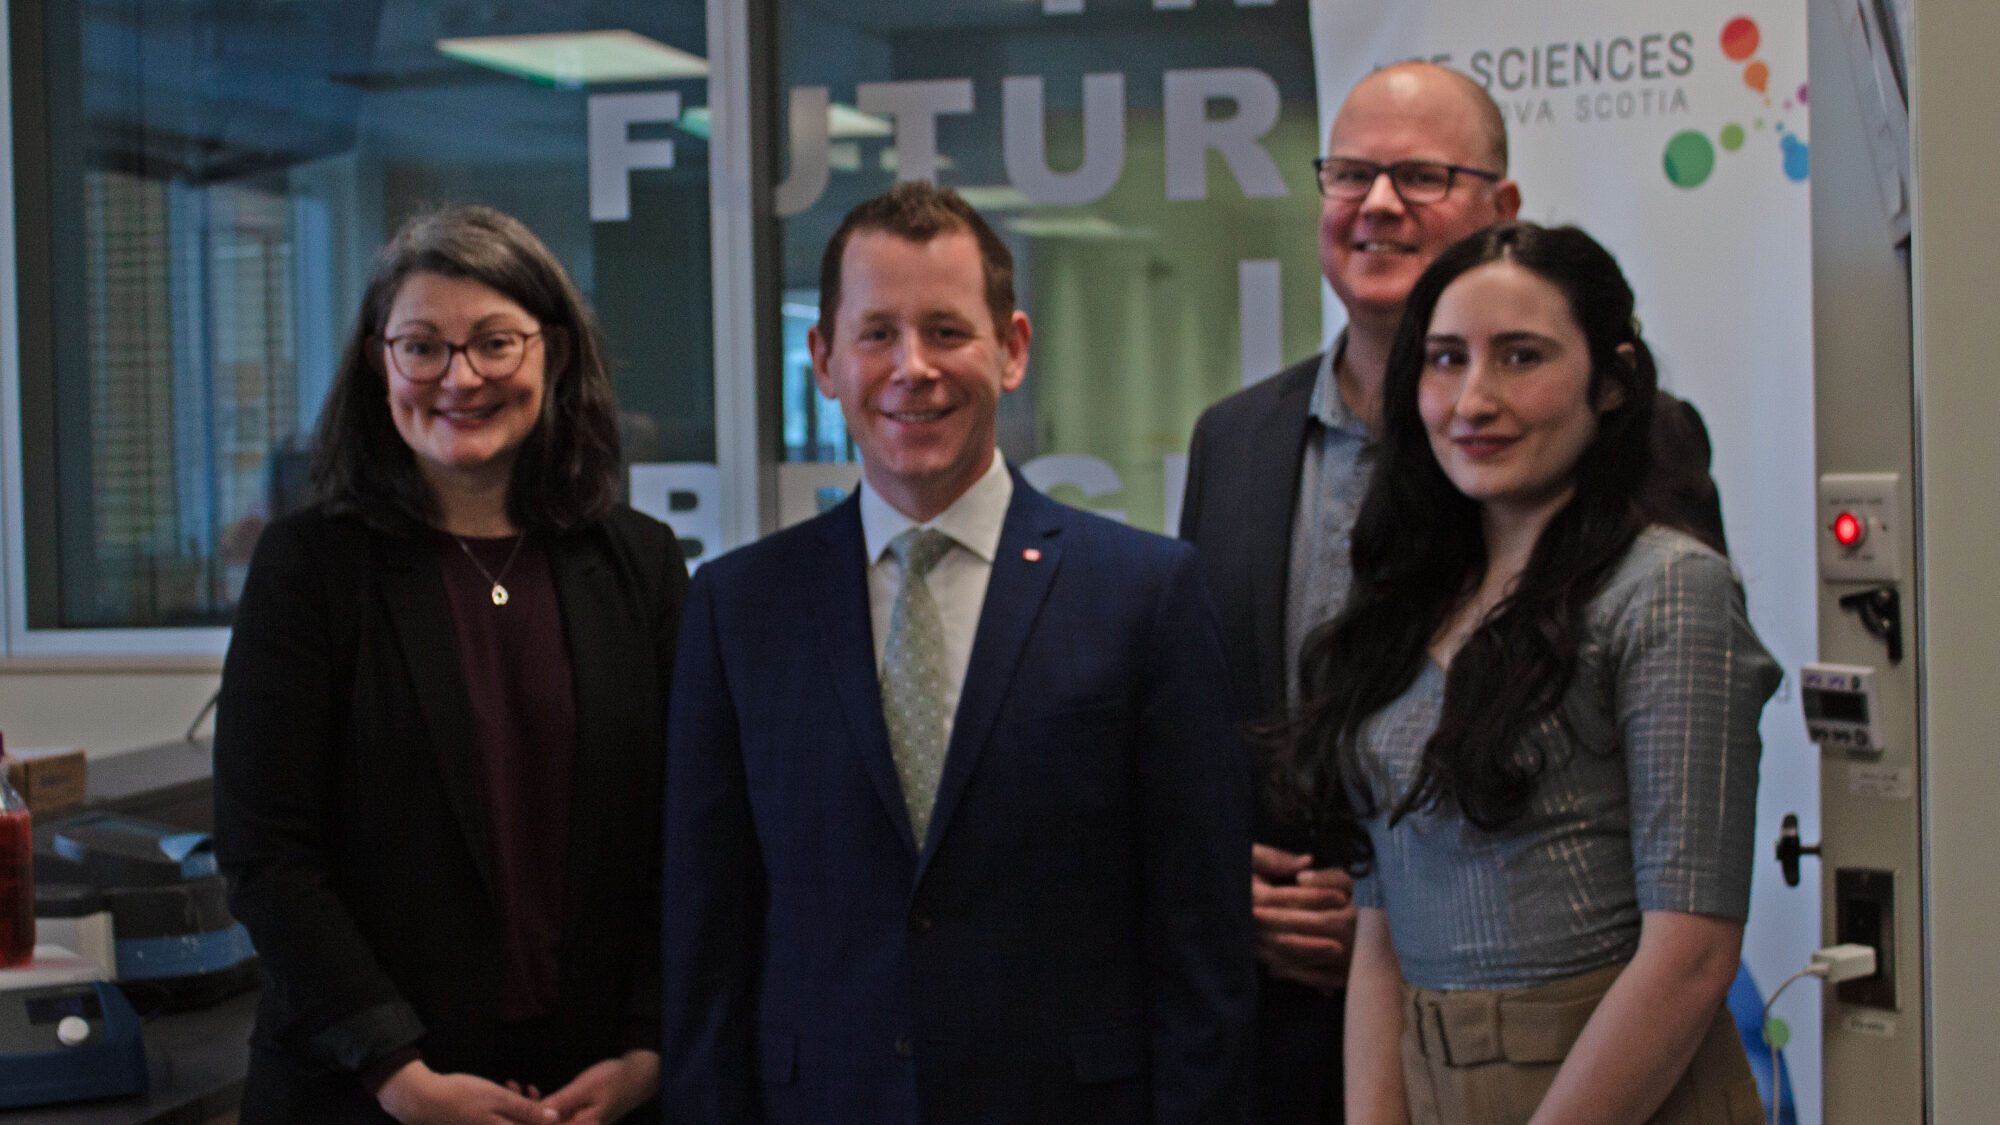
[859,451,1013,745]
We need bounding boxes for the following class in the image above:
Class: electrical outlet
[1835,868,1897,1009]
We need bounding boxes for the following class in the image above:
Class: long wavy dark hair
[310,205,621,536]
[1274,222,1660,869]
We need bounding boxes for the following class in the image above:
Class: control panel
[0,980,146,1108]
[1800,663,1885,755]
[1818,473,1903,582]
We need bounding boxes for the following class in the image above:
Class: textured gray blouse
[1351,527,1782,990]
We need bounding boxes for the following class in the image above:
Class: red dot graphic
[1722,17,1761,61]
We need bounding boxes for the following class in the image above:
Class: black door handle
[1775,812,1821,888]
[1837,586,1903,663]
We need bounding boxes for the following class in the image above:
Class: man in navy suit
[663,182,1255,1124]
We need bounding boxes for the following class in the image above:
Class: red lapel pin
[1022,548,1042,562]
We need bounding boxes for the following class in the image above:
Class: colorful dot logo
[1664,132,1716,188]
[1662,15,1809,189]
[1782,134,1809,181]
[1743,61,1770,97]
[1721,17,1760,61]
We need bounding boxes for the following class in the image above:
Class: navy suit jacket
[663,471,1255,1124]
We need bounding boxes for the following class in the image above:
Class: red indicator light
[1833,511,1866,547]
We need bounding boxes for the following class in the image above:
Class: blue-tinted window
[10,0,712,629]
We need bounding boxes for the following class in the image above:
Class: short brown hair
[816,182,1016,343]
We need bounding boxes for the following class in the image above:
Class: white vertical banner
[1310,3,1821,1121]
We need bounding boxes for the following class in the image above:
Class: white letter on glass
[1162,68,1286,201]
[1239,259,1282,386]
[774,86,831,217]
[856,79,975,184]
[589,92,681,222]
[1022,454,1127,524]
[1162,454,1190,534]
[1002,74,1126,206]
[629,463,721,571]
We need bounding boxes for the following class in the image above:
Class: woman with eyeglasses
[1275,222,1779,1124]
[215,206,684,1125]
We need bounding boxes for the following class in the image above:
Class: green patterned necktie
[882,528,955,847]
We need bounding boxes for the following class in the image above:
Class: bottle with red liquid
[0,733,34,968]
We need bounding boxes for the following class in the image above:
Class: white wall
[0,663,222,756]
[1909,0,2000,1116]
[1806,0,1921,1118]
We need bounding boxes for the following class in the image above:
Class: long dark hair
[1275,222,1659,868]
[310,205,621,536]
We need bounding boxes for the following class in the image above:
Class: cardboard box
[5,747,88,813]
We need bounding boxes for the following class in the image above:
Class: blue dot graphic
[1781,135,1810,182]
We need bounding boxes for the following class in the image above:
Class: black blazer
[1180,357,1345,1125]
[214,504,686,1120]
[1178,355,1321,743]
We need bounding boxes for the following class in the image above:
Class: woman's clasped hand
[374,1050,661,1125]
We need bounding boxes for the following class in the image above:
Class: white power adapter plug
[1810,942,1879,983]
[1764,943,1884,1125]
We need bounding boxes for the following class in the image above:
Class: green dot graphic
[1720,124,1746,151]
[1764,1016,1792,1050]
[1663,131,1717,188]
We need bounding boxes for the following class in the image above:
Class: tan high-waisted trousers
[1399,964,1766,1124]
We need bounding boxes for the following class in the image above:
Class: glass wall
[9,0,712,631]
[6,0,1332,641]
[768,0,1324,533]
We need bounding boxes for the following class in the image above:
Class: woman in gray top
[1276,222,1780,1124]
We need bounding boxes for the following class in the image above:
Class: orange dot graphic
[1722,16,1760,61]
[1744,61,1770,94]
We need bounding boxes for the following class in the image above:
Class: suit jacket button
[894,1036,913,1058]
[906,910,932,934]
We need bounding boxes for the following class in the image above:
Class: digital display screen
[1804,688,1871,723]
[25,991,100,1025]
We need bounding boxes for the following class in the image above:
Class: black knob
[1775,812,1822,888]
[1837,585,1903,664]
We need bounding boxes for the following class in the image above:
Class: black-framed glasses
[1313,157,1502,204]
[378,329,547,383]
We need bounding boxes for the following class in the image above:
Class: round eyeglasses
[1313,157,1502,205]
[378,329,547,383]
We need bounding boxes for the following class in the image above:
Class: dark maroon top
[436,534,576,1025]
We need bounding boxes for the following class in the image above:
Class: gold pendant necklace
[453,534,526,606]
